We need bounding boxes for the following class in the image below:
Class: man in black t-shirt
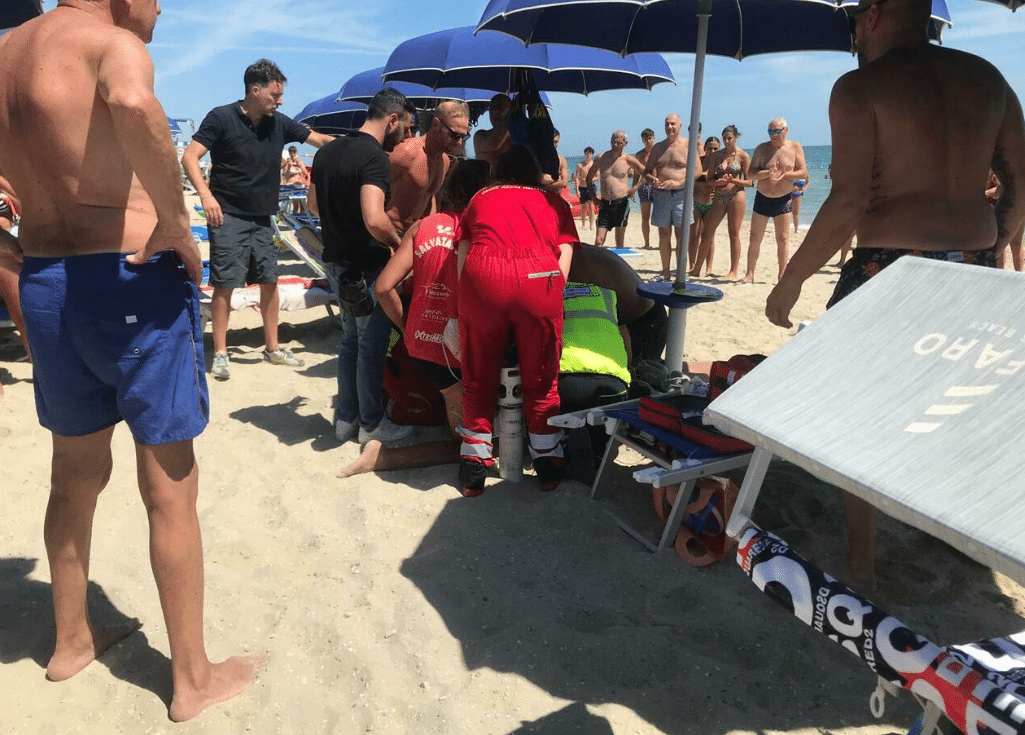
[308,88,416,446]
[182,59,333,380]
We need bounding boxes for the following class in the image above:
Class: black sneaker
[533,456,565,492]
[458,459,488,498]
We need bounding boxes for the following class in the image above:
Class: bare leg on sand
[44,428,139,681]
[839,490,878,595]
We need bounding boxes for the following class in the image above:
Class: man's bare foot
[169,653,267,723]
[687,269,702,278]
[739,274,755,284]
[46,620,141,682]
[823,558,879,596]
[724,270,738,279]
[338,440,382,478]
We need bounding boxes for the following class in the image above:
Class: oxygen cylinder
[497,366,524,481]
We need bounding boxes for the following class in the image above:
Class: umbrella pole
[665,0,711,374]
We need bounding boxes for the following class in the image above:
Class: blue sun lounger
[704,257,1025,734]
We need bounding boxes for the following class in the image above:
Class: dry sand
[1,208,1023,735]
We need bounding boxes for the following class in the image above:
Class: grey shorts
[207,212,278,288]
[652,188,686,228]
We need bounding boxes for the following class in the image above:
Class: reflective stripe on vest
[560,283,631,384]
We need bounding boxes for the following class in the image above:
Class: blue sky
[40,0,1025,153]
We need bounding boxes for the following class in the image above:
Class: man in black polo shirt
[308,88,416,445]
[182,58,333,380]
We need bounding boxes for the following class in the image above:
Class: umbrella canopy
[0,0,41,31]
[295,95,368,135]
[382,26,674,95]
[336,67,550,122]
[477,0,950,56]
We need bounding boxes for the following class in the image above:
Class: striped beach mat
[610,248,640,258]
[738,527,1025,735]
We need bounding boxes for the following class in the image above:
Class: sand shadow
[401,446,1024,734]
[229,396,332,446]
[0,557,172,707]
[506,702,613,734]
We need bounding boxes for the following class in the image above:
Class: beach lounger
[702,257,1025,734]
[550,390,752,552]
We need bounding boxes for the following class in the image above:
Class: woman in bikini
[280,145,309,188]
[688,136,719,271]
[689,125,751,279]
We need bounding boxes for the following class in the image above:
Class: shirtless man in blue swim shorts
[743,117,808,283]
[633,128,657,248]
[767,0,1025,593]
[0,0,263,721]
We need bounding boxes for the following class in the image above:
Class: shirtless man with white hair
[0,0,262,721]
[743,117,808,283]
[766,0,1025,592]
[585,130,646,248]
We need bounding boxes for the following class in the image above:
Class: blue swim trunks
[19,251,209,445]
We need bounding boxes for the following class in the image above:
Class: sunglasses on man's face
[768,128,785,136]
[438,118,469,142]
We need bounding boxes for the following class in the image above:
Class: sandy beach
[2,207,1024,735]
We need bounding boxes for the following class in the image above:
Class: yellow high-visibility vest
[560,282,630,384]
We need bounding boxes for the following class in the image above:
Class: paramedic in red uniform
[456,145,578,496]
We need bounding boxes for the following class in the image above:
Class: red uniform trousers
[457,244,565,466]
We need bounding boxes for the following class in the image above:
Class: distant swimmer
[0,0,264,720]
[743,117,808,283]
[766,0,1025,593]
[585,130,646,248]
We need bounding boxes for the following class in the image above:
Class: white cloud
[153,0,403,80]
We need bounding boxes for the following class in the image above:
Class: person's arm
[375,223,418,330]
[181,139,223,228]
[747,145,771,182]
[785,142,809,183]
[457,238,469,279]
[306,182,319,216]
[625,155,646,195]
[766,73,872,328]
[558,242,573,280]
[305,131,334,148]
[585,158,599,189]
[992,83,1025,250]
[98,31,200,283]
[360,184,401,251]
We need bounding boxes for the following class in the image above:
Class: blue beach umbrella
[295,95,368,135]
[336,67,551,123]
[0,0,41,31]
[382,26,675,96]
[476,0,952,369]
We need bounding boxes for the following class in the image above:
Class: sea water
[564,144,834,230]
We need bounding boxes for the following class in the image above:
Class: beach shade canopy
[476,0,951,56]
[0,0,41,31]
[295,95,368,135]
[475,0,950,371]
[335,67,550,122]
[382,26,675,96]
[706,257,1025,585]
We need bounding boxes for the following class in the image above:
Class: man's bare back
[845,45,1010,251]
[0,5,194,269]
